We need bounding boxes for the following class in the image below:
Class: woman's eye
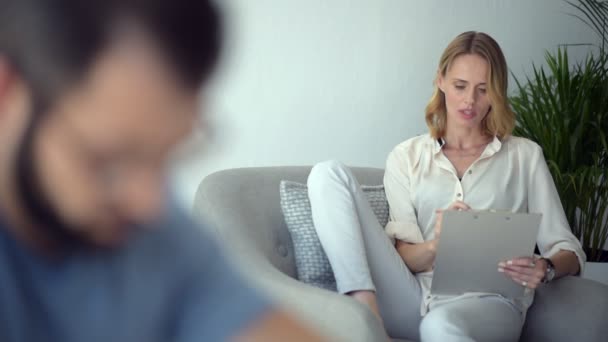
[455,85,465,90]
[478,88,487,94]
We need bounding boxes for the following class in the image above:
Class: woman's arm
[383,149,425,244]
[395,240,437,273]
[395,202,470,273]
[501,143,585,289]
[384,147,436,272]
[549,249,580,277]
[529,144,586,272]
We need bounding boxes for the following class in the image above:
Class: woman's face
[437,53,492,132]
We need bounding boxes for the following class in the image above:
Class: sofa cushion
[279,180,389,291]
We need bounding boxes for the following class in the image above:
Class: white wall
[170,0,596,208]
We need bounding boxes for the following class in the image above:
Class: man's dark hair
[0,0,222,105]
[0,0,222,249]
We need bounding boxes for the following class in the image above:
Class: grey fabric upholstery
[279,180,339,291]
[280,180,389,291]
[521,275,608,341]
[193,166,608,342]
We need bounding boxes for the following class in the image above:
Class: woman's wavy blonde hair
[425,31,515,139]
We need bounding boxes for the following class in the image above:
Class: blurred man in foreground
[0,0,322,341]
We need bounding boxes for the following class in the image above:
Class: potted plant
[510,0,608,284]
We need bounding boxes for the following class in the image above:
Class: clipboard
[430,210,542,298]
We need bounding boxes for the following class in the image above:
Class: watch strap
[540,257,555,283]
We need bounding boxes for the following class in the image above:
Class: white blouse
[383,134,586,316]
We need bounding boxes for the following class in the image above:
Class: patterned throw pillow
[279,180,389,291]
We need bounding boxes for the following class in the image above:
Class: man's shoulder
[132,204,273,340]
[130,204,219,265]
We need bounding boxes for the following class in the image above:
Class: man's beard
[15,112,91,250]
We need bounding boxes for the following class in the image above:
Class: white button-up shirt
[383,134,586,316]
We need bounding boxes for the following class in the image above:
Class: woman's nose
[464,89,475,105]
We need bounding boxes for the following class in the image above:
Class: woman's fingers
[501,269,541,289]
[498,257,545,289]
[434,209,443,237]
[448,201,471,211]
[434,201,470,238]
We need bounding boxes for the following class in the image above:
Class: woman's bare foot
[348,291,390,341]
[348,290,382,322]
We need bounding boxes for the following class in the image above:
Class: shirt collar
[433,135,503,156]
[433,137,445,155]
[484,135,503,156]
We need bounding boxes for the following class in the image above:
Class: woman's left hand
[498,257,546,289]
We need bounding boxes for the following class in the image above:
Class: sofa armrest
[228,248,389,342]
[521,276,608,342]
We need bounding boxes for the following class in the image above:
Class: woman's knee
[307,160,349,190]
[419,308,467,341]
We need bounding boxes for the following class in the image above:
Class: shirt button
[457,193,462,197]
[468,170,472,174]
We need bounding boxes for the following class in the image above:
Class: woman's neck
[443,126,491,150]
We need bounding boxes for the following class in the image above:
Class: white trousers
[307,160,524,342]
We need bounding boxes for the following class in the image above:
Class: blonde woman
[307,31,585,341]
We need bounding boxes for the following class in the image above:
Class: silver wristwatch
[541,257,556,284]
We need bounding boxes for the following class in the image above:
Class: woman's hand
[498,257,547,289]
[430,201,471,250]
[398,201,473,273]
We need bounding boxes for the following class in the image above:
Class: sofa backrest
[193,166,384,278]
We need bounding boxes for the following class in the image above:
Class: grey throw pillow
[279,180,389,291]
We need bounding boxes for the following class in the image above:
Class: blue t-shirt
[0,205,271,342]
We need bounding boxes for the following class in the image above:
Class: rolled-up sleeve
[527,144,586,273]
[383,148,425,244]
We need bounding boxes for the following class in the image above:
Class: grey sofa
[193,166,608,342]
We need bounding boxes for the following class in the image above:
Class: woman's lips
[459,109,477,119]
